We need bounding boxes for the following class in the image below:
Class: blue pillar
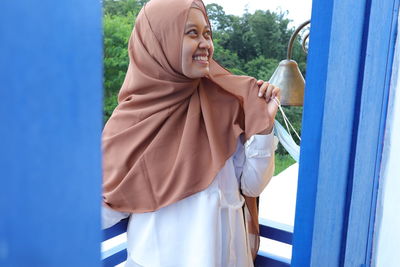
[0,0,103,266]
[290,0,334,264]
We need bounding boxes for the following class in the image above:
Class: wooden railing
[102,217,293,267]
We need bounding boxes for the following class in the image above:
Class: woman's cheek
[209,42,214,58]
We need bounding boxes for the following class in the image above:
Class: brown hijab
[102,0,271,258]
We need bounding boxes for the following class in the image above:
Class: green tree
[244,56,279,81]
[103,0,144,122]
[206,3,232,31]
[103,0,147,16]
[209,9,293,62]
[103,13,135,98]
[247,10,291,59]
[212,39,243,70]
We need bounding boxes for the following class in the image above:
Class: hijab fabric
[102,0,271,258]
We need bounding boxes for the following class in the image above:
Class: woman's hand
[256,80,281,134]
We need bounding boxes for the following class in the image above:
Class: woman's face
[182,8,214,79]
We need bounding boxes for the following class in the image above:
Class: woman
[102,0,281,266]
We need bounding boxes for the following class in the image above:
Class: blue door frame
[292,0,399,266]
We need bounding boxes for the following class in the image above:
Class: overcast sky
[202,0,313,27]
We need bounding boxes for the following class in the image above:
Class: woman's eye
[186,29,211,39]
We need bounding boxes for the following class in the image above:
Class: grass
[274,153,296,176]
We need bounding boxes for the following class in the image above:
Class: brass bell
[269,20,310,106]
[269,59,305,106]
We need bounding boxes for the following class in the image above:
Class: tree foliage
[244,56,279,81]
[103,13,134,97]
[103,0,145,121]
[103,0,146,16]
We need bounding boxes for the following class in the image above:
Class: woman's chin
[186,69,210,79]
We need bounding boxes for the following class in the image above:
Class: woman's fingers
[268,86,281,114]
[257,80,281,106]
[258,81,270,97]
[270,86,281,101]
[267,90,281,118]
[265,83,275,101]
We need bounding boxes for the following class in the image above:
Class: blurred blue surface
[0,0,103,266]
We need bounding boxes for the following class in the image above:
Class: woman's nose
[199,37,211,49]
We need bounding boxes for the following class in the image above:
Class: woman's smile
[193,53,209,64]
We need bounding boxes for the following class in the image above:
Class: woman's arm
[239,133,277,197]
[233,79,280,197]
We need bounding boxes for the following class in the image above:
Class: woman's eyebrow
[185,23,210,29]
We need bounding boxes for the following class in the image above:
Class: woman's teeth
[193,56,208,61]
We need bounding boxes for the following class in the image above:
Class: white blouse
[102,133,276,267]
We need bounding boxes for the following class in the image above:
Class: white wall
[372,14,400,267]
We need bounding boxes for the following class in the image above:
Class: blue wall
[0,0,103,266]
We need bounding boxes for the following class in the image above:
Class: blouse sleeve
[102,205,130,230]
[236,132,277,197]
